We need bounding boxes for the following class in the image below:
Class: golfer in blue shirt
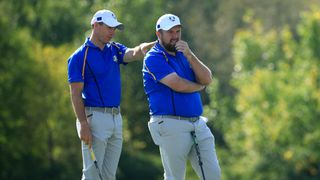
[143,14,221,180]
[68,9,154,180]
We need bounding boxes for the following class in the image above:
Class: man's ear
[156,31,161,38]
[92,22,97,29]
[93,22,101,28]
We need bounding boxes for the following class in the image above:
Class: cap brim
[105,20,124,30]
[116,24,124,30]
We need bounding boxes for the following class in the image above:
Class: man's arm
[123,41,156,62]
[160,72,205,93]
[69,82,92,147]
[175,40,213,85]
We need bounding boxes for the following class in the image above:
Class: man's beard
[161,38,179,52]
[163,42,177,52]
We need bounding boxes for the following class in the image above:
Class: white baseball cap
[156,14,181,31]
[91,9,124,30]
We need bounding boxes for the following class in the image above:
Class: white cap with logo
[91,9,124,30]
[156,14,181,31]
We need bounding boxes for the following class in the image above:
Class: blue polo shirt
[142,42,203,117]
[68,38,127,107]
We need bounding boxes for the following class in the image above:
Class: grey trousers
[76,108,123,180]
[148,116,221,180]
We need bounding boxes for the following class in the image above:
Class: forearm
[175,40,212,85]
[173,78,205,93]
[123,46,143,62]
[71,94,87,124]
[69,83,91,145]
[124,41,156,62]
[160,73,205,93]
[185,52,213,85]
[130,45,144,60]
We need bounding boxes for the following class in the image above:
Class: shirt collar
[155,41,172,57]
[84,38,96,48]
[84,37,112,49]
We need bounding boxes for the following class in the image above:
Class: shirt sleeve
[112,42,128,65]
[144,53,174,82]
[68,51,84,83]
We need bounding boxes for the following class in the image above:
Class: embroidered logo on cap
[97,17,102,21]
[111,13,116,19]
[169,16,175,21]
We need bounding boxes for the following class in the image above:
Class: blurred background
[0,0,319,179]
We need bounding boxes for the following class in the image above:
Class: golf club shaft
[90,148,103,180]
[191,131,206,180]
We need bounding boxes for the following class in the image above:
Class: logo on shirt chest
[113,55,118,63]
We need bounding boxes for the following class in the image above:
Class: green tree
[0,1,86,179]
[219,8,320,180]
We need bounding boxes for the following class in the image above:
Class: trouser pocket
[76,111,94,139]
[148,120,162,145]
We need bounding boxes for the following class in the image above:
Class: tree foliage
[217,8,320,180]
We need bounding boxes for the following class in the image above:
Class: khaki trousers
[76,108,123,180]
[148,116,221,180]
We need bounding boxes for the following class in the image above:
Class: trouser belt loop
[112,107,118,115]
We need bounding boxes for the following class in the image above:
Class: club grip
[90,148,96,161]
